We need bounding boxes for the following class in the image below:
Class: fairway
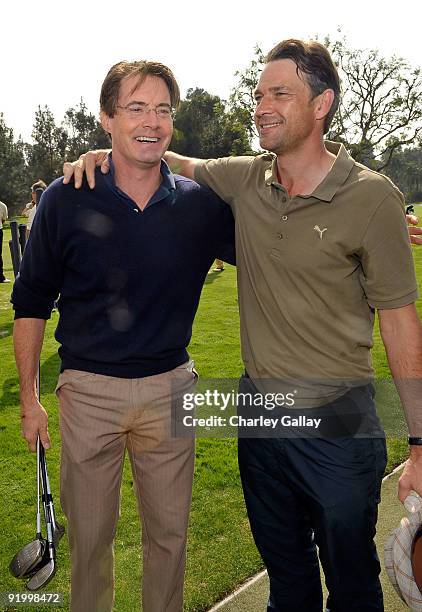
[1,214,421,611]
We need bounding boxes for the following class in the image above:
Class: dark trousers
[0,228,5,281]
[237,384,387,612]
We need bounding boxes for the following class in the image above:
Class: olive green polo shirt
[195,142,419,406]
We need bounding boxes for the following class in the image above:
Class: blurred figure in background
[213,258,225,272]
[26,181,47,239]
[21,180,47,218]
[0,199,9,282]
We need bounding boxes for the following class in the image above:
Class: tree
[325,36,422,170]
[0,113,28,212]
[230,37,422,170]
[172,88,252,158]
[26,105,68,184]
[1,101,110,213]
[229,45,265,141]
[64,98,110,161]
[383,144,422,201]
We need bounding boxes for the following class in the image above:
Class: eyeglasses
[116,103,174,120]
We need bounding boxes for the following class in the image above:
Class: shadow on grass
[204,270,229,285]
[0,352,61,410]
[0,375,19,409]
[39,352,62,395]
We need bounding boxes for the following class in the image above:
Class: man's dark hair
[265,39,340,134]
[100,60,180,118]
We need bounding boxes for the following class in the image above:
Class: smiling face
[254,59,322,155]
[101,74,173,170]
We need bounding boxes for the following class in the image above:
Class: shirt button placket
[275,191,288,243]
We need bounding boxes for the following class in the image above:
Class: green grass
[1,211,422,611]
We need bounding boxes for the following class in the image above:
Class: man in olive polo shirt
[192,137,418,405]
[166,40,422,612]
[63,40,422,612]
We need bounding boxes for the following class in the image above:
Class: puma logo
[314,225,328,240]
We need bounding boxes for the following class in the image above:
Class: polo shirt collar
[264,155,278,187]
[158,158,176,191]
[264,141,355,203]
[311,141,355,202]
[105,155,176,207]
[107,154,176,190]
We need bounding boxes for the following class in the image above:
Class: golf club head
[26,559,56,591]
[21,541,51,578]
[9,539,46,578]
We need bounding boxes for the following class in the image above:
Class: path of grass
[1,210,421,610]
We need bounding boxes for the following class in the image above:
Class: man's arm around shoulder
[164,151,202,181]
[379,303,422,501]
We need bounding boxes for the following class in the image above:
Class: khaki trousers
[56,364,196,612]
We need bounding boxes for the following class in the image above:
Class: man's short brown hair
[100,60,180,118]
[265,39,340,134]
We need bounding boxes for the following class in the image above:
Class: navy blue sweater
[12,163,235,378]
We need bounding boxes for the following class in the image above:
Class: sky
[1,0,421,143]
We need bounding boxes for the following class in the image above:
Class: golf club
[9,438,47,578]
[10,364,65,589]
[42,447,65,547]
[26,443,56,590]
[19,439,65,582]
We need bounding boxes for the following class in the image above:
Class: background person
[407,213,422,244]
[21,201,33,217]
[213,258,225,271]
[0,199,9,282]
[26,181,47,239]
[26,187,44,238]
[21,180,47,217]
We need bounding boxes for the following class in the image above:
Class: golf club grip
[39,445,55,554]
[39,445,49,521]
[36,437,41,535]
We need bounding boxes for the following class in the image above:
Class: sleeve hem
[14,311,51,320]
[194,163,206,185]
[370,289,419,310]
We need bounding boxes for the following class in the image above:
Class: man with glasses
[12,60,234,612]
